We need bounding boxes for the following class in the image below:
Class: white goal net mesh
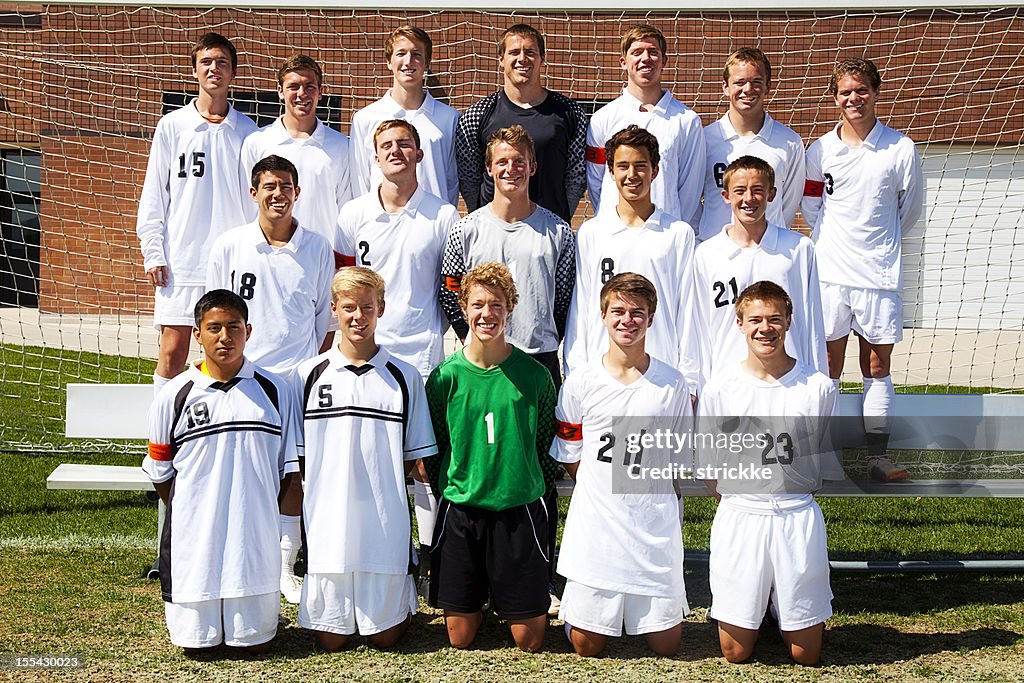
[0,6,1021,457]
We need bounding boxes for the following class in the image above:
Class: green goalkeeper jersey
[424,346,558,511]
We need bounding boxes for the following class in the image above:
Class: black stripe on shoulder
[169,380,195,453]
[384,361,410,448]
[253,371,280,413]
[303,358,332,409]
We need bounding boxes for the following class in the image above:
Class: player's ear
[651,163,660,181]
[416,148,424,163]
[529,160,538,177]
[244,323,252,341]
[721,186,730,205]
[767,186,778,203]
[192,326,201,344]
[377,299,386,318]
[250,186,258,201]
[293,184,301,201]
[277,84,285,102]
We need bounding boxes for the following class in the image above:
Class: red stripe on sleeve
[803,179,825,198]
[148,442,173,462]
[444,275,461,292]
[585,145,606,165]
[556,420,583,442]
[335,251,356,268]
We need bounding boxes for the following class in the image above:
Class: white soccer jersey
[350,91,460,205]
[802,120,924,292]
[206,221,334,377]
[238,117,352,250]
[336,187,459,378]
[563,207,699,389]
[137,101,257,285]
[552,357,690,596]
[586,89,706,227]
[696,361,842,505]
[143,360,299,603]
[693,223,827,389]
[698,112,806,241]
[297,346,438,576]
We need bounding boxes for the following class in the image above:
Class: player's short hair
[722,47,772,86]
[600,272,658,317]
[250,154,299,189]
[735,280,793,320]
[620,24,667,58]
[194,289,248,326]
[277,54,323,88]
[332,266,386,307]
[829,57,882,95]
[385,24,433,65]
[605,125,660,171]
[485,125,536,166]
[499,23,546,58]
[721,155,775,192]
[374,119,421,150]
[192,32,238,71]
[458,262,519,310]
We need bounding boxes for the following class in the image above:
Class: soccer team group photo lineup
[140,21,920,663]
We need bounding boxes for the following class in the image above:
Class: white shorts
[559,579,688,637]
[164,591,279,648]
[298,571,417,636]
[153,284,204,330]
[709,497,832,632]
[821,282,903,344]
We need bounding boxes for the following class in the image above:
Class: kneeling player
[295,267,436,651]
[698,281,841,666]
[554,272,691,657]
[424,262,559,652]
[143,289,298,653]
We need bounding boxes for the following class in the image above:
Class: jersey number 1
[484,412,495,444]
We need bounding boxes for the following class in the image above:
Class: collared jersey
[699,112,805,241]
[336,187,459,378]
[206,221,334,377]
[696,361,842,506]
[693,223,827,389]
[439,204,576,354]
[586,89,705,227]
[143,360,299,602]
[137,100,257,285]
[238,117,352,250]
[563,207,699,390]
[296,346,437,575]
[350,91,460,205]
[424,347,558,511]
[802,120,924,291]
[552,357,690,596]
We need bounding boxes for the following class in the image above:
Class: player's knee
[720,640,753,663]
[316,631,349,652]
[570,633,605,657]
[789,644,821,666]
[513,629,544,653]
[241,640,273,655]
[648,636,681,657]
[368,617,410,650]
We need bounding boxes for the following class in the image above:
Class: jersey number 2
[712,277,739,308]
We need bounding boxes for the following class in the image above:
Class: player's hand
[146,265,168,288]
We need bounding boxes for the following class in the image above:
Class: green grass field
[2,345,1024,679]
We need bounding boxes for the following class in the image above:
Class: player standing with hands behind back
[137,33,256,394]
[802,58,923,482]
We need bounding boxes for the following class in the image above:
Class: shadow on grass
[833,572,1024,616]
[822,624,1021,666]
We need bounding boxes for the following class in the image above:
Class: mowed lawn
[3,450,1024,681]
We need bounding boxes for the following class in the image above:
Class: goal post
[0,4,1021,454]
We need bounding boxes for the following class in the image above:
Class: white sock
[414,479,438,547]
[280,514,301,577]
[862,376,894,432]
[831,379,842,416]
[153,373,171,397]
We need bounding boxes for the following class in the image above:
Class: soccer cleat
[547,585,561,618]
[867,456,908,483]
[281,573,303,605]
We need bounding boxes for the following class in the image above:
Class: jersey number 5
[177,152,206,178]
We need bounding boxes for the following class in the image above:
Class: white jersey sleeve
[898,143,924,231]
[136,116,174,272]
[404,363,440,461]
[801,140,826,236]
[778,136,806,228]
[561,220,598,376]
[673,114,707,228]
[585,123,607,213]
[551,372,584,464]
[349,109,374,199]
[237,134,260,223]
[143,379,179,484]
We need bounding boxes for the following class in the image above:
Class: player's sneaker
[547,584,561,617]
[281,573,303,604]
[867,456,908,482]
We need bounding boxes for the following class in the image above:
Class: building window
[0,150,41,307]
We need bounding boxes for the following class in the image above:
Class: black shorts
[429,497,550,620]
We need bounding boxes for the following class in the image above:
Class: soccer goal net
[0,5,1021,455]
